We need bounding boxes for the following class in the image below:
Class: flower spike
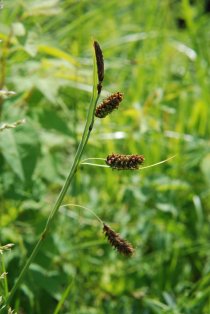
[106,153,145,170]
[93,41,104,94]
[95,92,123,118]
[103,223,134,257]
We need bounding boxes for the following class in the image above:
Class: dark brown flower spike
[103,223,134,256]
[93,41,104,94]
[95,92,123,118]
[106,153,145,170]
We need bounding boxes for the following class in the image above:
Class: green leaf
[12,22,26,37]
[38,108,73,136]
[0,129,24,181]
[0,121,40,184]
[38,45,79,66]
[15,122,41,183]
[24,0,62,17]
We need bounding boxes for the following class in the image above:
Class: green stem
[61,203,103,224]
[81,162,109,168]
[1,256,9,298]
[0,29,13,118]
[1,55,99,312]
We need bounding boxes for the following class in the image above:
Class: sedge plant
[0,40,103,312]
[0,41,175,312]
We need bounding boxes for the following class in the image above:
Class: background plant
[0,0,210,313]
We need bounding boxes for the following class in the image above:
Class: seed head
[0,243,14,254]
[103,223,134,257]
[106,153,145,170]
[95,92,123,118]
[93,41,104,94]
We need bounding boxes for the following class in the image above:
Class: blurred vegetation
[1,0,210,313]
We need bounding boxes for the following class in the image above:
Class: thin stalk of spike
[138,155,176,170]
[1,49,100,312]
[81,163,109,168]
[81,157,106,163]
[61,204,103,225]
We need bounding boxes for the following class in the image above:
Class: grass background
[1,0,210,313]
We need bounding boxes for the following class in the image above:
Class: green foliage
[1,0,210,313]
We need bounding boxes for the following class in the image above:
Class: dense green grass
[1,0,210,313]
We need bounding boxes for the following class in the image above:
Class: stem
[80,157,106,163]
[137,155,176,170]
[0,29,13,117]
[81,163,109,168]
[53,278,74,314]
[1,256,9,298]
[61,203,103,225]
[1,53,100,311]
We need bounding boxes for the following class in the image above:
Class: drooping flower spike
[103,223,134,257]
[95,92,123,118]
[106,153,145,170]
[61,204,135,257]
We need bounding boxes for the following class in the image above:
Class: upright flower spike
[106,153,145,170]
[103,223,135,257]
[95,92,123,118]
[93,41,104,94]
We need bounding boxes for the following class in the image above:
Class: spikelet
[106,153,145,170]
[95,92,123,118]
[93,41,104,94]
[0,243,14,254]
[103,223,134,256]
